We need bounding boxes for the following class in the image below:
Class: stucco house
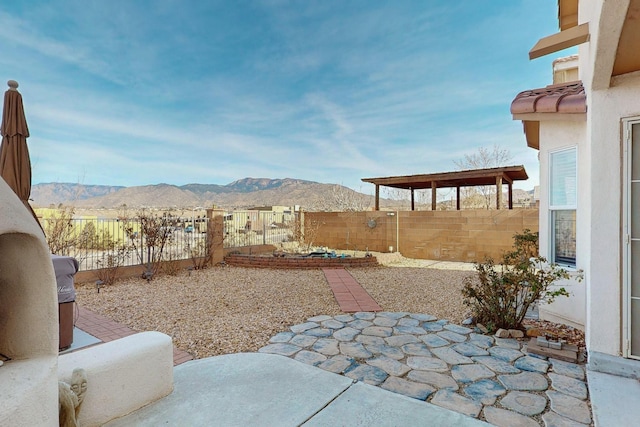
[511,0,640,376]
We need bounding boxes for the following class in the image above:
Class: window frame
[548,147,577,268]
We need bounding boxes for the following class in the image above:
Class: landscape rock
[495,328,510,338]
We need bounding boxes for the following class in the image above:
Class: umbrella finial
[7,80,19,91]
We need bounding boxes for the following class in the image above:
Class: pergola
[362,165,529,211]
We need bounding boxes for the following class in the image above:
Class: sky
[1,1,576,195]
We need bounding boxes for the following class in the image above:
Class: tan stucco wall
[537,120,587,330]
[0,179,58,426]
[306,209,538,263]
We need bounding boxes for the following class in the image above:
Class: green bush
[461,229,580,332]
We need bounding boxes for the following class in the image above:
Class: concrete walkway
[105,353,489,426]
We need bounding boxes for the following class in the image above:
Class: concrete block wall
[306,209,538,263]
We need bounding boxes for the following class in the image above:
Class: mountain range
[31,178,534,211]
[30,178,379,210]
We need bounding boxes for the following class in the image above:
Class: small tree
[461,229,579,331]
[122,209,173,281]
[454,144,513,209]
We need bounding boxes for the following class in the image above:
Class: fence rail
[223,210,297,249]
[41,210,299,272]
[43,216,211,272]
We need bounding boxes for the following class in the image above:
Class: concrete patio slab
[588,369,640,427]
[105,352,488,427]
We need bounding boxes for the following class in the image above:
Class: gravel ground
[75,251,584,359]
[75,252,474,359]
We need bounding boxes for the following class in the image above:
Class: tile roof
[510,81,586,115]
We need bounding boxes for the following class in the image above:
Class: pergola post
[410,187,415,211]
[431,181,437,211]
[508,182,513,209]
[456,186,461,210]
[375,184,380,211]
[496,175,503,209]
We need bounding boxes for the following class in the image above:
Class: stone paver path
[259,312,592,427]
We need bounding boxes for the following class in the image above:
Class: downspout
[396,210,399,254]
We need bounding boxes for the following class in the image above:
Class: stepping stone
[451,364,495,383]
[308,315,333,322]
[312,338,340,356]
[468,333,494,349]
[290,322,319,333]
[500,391,547,416]
[339,342,373,359]
[344,364,388,385]
[420,334,450,348]
[373,316,398,327]
[294,350,327,366]
[463,379,506,405]
[546,390,592,425]
[394,325,428,335]
[542,410,590,427]
[549,358,585,380]
[489,346,525,363]
[348,319,374,329]
[334,314,354,322]
[381,377,435,400]
[362,326,393,337]
[472,356,521,374]
[431,389,482,418]
[452,342,489,357]
[321,319,345,329]
[356,335,386,346]
[401,343,433,357]
[406,370,459,391]
[548,373,588,400]
[514,355,550,373]
[353,312,375,320]
[365,343,405,360]
[333,327,360,341]
[385,334,420,347]
[406,356,449,372]
[498,372,548,391]
[290,334,317,347]
[377,312,407,319]
[436,330,467,343]
[269,331,294,343]
[410,313,437,322]
[494,337,522,349]
[367,356,411,377]
[431,346,474,365]
[483,406,540,427]
[444,324,473,335]
[434,319,449,325]
[304,328,333,337]
[397,317,420,327]
[317,355,355,374]
[257,343,301,356]
[422,322,444,332]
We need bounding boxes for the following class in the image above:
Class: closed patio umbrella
[0,80,43,232]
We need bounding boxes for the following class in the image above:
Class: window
[549,148,577,267]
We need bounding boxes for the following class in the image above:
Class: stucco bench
[58,331,174,427]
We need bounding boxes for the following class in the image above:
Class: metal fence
[43,216,210,272]
[42,210,299,272]
[223,210,298,248]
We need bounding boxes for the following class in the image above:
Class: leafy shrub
[461,229,580,332]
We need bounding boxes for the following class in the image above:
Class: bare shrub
[462,229,581,331]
